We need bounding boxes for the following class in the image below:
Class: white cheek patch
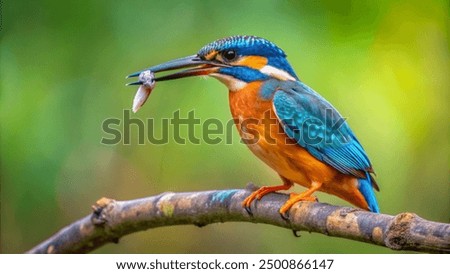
[260,65,296,81]
[210,73,247,91]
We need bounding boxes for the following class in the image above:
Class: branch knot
[91,197,116,226]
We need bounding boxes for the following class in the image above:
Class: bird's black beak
[126,55,228,85]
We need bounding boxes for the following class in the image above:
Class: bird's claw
[244,204,253,216]
[280,210,290,221]
[242,191,259,216]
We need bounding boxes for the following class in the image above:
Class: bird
[127,35,380,217]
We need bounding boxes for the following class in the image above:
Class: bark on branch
[26,186,450,254]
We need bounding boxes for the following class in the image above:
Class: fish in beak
[126,55,228,112]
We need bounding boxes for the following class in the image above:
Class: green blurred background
[1,0,448,253]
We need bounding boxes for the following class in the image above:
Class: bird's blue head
[128,35,298,91]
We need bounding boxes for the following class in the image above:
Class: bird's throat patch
[211,73,247,92]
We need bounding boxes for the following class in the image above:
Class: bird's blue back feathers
[270,80,379,212]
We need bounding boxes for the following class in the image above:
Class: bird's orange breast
[228,81,369,210]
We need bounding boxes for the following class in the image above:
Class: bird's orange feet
[279,182,322,220]
[242,179,293,215]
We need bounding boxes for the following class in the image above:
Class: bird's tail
[358,172,380,213]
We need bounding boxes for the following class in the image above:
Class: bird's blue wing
[272,81,374,179]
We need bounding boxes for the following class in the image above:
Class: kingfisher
[127,35,380,217]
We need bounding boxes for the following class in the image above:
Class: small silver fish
[132,70,155,113]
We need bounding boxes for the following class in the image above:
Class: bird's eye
[222,50,237,61]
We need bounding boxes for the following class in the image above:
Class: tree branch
[26,186,450,254]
